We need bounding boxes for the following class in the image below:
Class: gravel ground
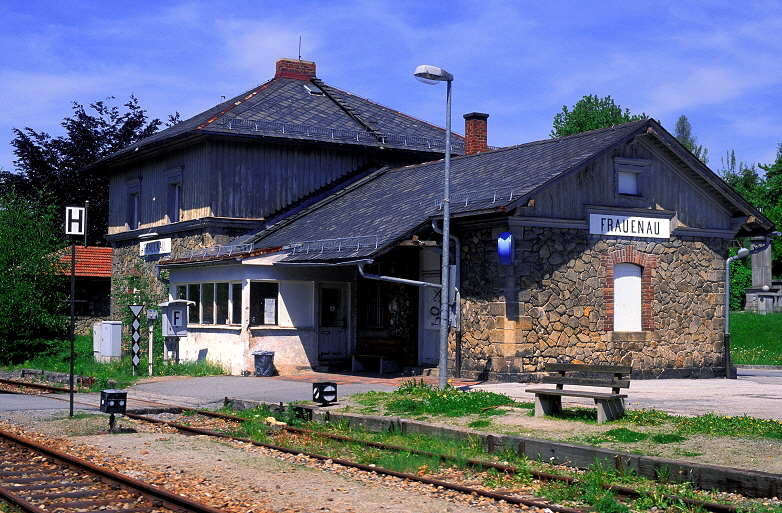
[0,410,552,513]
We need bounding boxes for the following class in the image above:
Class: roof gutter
[273,257,442,289]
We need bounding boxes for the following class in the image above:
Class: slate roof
[226,118,770,265]
[87,68,464,170]
[58,247,112,277]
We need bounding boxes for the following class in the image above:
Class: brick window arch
[601,246,656,331]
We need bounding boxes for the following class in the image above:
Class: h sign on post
[65,207,86,236]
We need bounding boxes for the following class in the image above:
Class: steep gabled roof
[161,118,773,268]
[86,59,464,171]
[243,119,770,261]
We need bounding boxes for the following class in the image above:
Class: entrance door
[319,284,348,359]
[418,251,441,365]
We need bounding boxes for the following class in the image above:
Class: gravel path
[0,411,548,513]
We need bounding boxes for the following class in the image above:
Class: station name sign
[139,238,172,256]
[589,214,670,239]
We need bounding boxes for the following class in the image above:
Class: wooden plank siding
[519,139,733,232]
[108,138,424,235]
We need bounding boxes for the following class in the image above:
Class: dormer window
[614,158,650,197]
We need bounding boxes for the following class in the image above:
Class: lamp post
[724,247,749,379]
[415,64,453,389]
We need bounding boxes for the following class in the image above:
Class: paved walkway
[1,368,780,420]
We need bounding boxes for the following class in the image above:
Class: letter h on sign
[65,207,86,236]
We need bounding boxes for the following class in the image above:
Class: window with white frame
[250,282,278,326]
[176,282,242,325]
[247,281,314,328]
[614,158,650,197]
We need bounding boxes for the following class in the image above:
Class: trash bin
[253,350,275,377]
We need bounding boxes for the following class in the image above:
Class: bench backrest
[542,363,632,394]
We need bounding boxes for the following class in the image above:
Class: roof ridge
[311,78,384,141]
[194,77,278,130]
[316,81,465,142]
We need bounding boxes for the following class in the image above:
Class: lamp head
[414,65,453,84]
[737,247,750,258]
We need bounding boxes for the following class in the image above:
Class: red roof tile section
[59,247,112,278]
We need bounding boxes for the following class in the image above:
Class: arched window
[613,263,642,331]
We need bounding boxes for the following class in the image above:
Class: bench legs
[595,397,625,424]
[534,394,562,417]
[534,394,626,423]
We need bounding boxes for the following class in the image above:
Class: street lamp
[724,247,749,379]
[415,64,453,389]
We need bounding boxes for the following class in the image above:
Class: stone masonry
[458,225,729,381]
[110,228,245,318]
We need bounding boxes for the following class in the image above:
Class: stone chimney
[463,112,489,155]
[275,58,317,80]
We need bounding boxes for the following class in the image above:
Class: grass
[224,402,782,512]
[730,311,782,365]
[625,408,782,438]
[2,334,226,390]
[348,378,522,418]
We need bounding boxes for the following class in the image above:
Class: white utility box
[92,321,122,362]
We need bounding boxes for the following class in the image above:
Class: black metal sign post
[129,305,144,376]
[69,244,75,416]
[64,206,86,417]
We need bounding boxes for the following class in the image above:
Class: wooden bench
[525,363,632,424]
[350,338,405,374]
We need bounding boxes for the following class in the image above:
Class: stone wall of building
[110,229,247,319]
[458,225,729,381]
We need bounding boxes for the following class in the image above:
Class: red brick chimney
[275,58,317,80]
[463,112,489,155]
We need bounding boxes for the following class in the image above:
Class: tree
[2,95,162,246]
[551,94,647,138]
[0,189,67,364]
[674,115,709,164]
[721,144,782,276]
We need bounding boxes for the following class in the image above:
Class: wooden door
[319,284,348,359]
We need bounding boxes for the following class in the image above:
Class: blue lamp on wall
[498,232,514,266]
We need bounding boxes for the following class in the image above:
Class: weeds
[652,433,687,444]
[352,379,518,418]
[675,412,782,439]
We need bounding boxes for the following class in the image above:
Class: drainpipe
[432,220,461,377]
[724,247,749,379]
[724,232,778,379]
[356,262,443,289]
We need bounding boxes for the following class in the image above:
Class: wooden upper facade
[92,58,464,242]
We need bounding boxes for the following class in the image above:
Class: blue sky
[2,1,781,175]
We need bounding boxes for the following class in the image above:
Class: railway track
[0,378,72,394]
[0,427,229,513]
[0,377,771,512]
[124,411,744,513]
